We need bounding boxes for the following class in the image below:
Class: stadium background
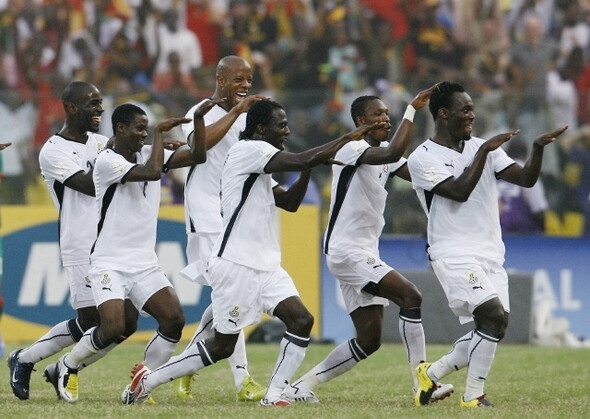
[1,0,589,346]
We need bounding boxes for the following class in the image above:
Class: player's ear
[438,108,449,120]
[255,123,265,135]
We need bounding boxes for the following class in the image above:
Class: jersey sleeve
[94,150,135,197]
[408,148,452,192]
[491,147,516,174]
[388,156,407,175]
[39,141,85,183]
[240,141,281,174]
[335,141,370,166]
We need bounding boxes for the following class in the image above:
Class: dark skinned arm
[64,170,96,196]
[167,100,221,169]
[125,117,190,182]
[360,84,437,165]
[433,130,520,202]
[265,122,385,173]
[499,125,568,187]
[187,94,270,149]
[273,170,312,212]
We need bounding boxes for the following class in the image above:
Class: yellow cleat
[460,394,495,408]
[176,375,194,400]
[237,376,266,402]
[414,363,435,406]
[145,396,156,405]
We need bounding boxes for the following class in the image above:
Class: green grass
[1,342,588,418]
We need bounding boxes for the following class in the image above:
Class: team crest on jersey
[101,273,111,285]
[468,272,478,284]
[229,306,240,318]
[366,256,375,265]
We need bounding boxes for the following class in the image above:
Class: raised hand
[349,122,388,141]
[156,117,193,133]
[0,142,13,151]
[533,125,568,147]
[234,94,271,114]
[484,129,520,152]
[194,98,224,118]
[410,83,439,110]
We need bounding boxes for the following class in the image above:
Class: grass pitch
[1,342,588,418]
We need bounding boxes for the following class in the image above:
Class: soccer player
[7,81,126,401]
[121,100,384,407]
[282,86,453,404]
[407,81,567,407]
[176,55,269,401]
[50,99,216,403]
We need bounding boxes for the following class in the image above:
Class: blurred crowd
[0,0,589,236]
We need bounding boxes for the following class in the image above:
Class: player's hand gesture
[532,125,568,147]
[234,94,271,114]
[483,129,520,152]
[410,83,438,110]
[0,142,12,151]
[163,139,187,150]
[348,122,388,141]
[193,98,224,118]
[155,117,193,133]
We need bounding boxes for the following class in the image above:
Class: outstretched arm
[361,84,437,165]
[125,117,191,182]
[433,130,520,202]
[265,122,386,173]
[499,125,568,187]
[273,170,312,212]
[0,142,11,151]
[168,99,220,169]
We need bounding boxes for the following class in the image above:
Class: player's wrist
[403,105,416,123]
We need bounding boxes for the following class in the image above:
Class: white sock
[144,340,213,392]
[228,331,250,390]
[292,338,366,391]
[463,329,498,401]
[264,332,310,401]
[190,304,250,389]
[79,342,117,370]
[428,330,473,382]
[143,329,179,369]
[64,327,101,369]
[399,308,425,390]
[188,304,214,346]
[19,320,77,363]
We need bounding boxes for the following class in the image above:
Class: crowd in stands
[0,0,589,236]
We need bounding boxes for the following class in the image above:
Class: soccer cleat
[460,394,495,408]
[414,362,436,406]
[282,384,320,403]
[44,363,60,400]
[260,397,291,407]
[57,354,79,402]
[237,375,266,402]
[176,374,194,399]
[8,349,35,400]
[122,363,151,405]
[431,382,454,402]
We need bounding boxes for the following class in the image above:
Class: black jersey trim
[324,165,357,254]
[216,173,260,258]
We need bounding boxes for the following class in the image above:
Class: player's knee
[290,310,314,336]
[475,303,505,336]
[359,335,381,355]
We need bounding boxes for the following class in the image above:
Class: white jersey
[324,140,406,256]
[211,139,281,271]
[407,136,515,262]
[39,132,108,266]
[91,146,174,270]
[181,101,247,234]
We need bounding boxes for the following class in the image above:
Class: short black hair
[428,81,465,121]
[111,103,146,134]
[240,100,284,139]
[350,95,380,127]
[61,81,96,106]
